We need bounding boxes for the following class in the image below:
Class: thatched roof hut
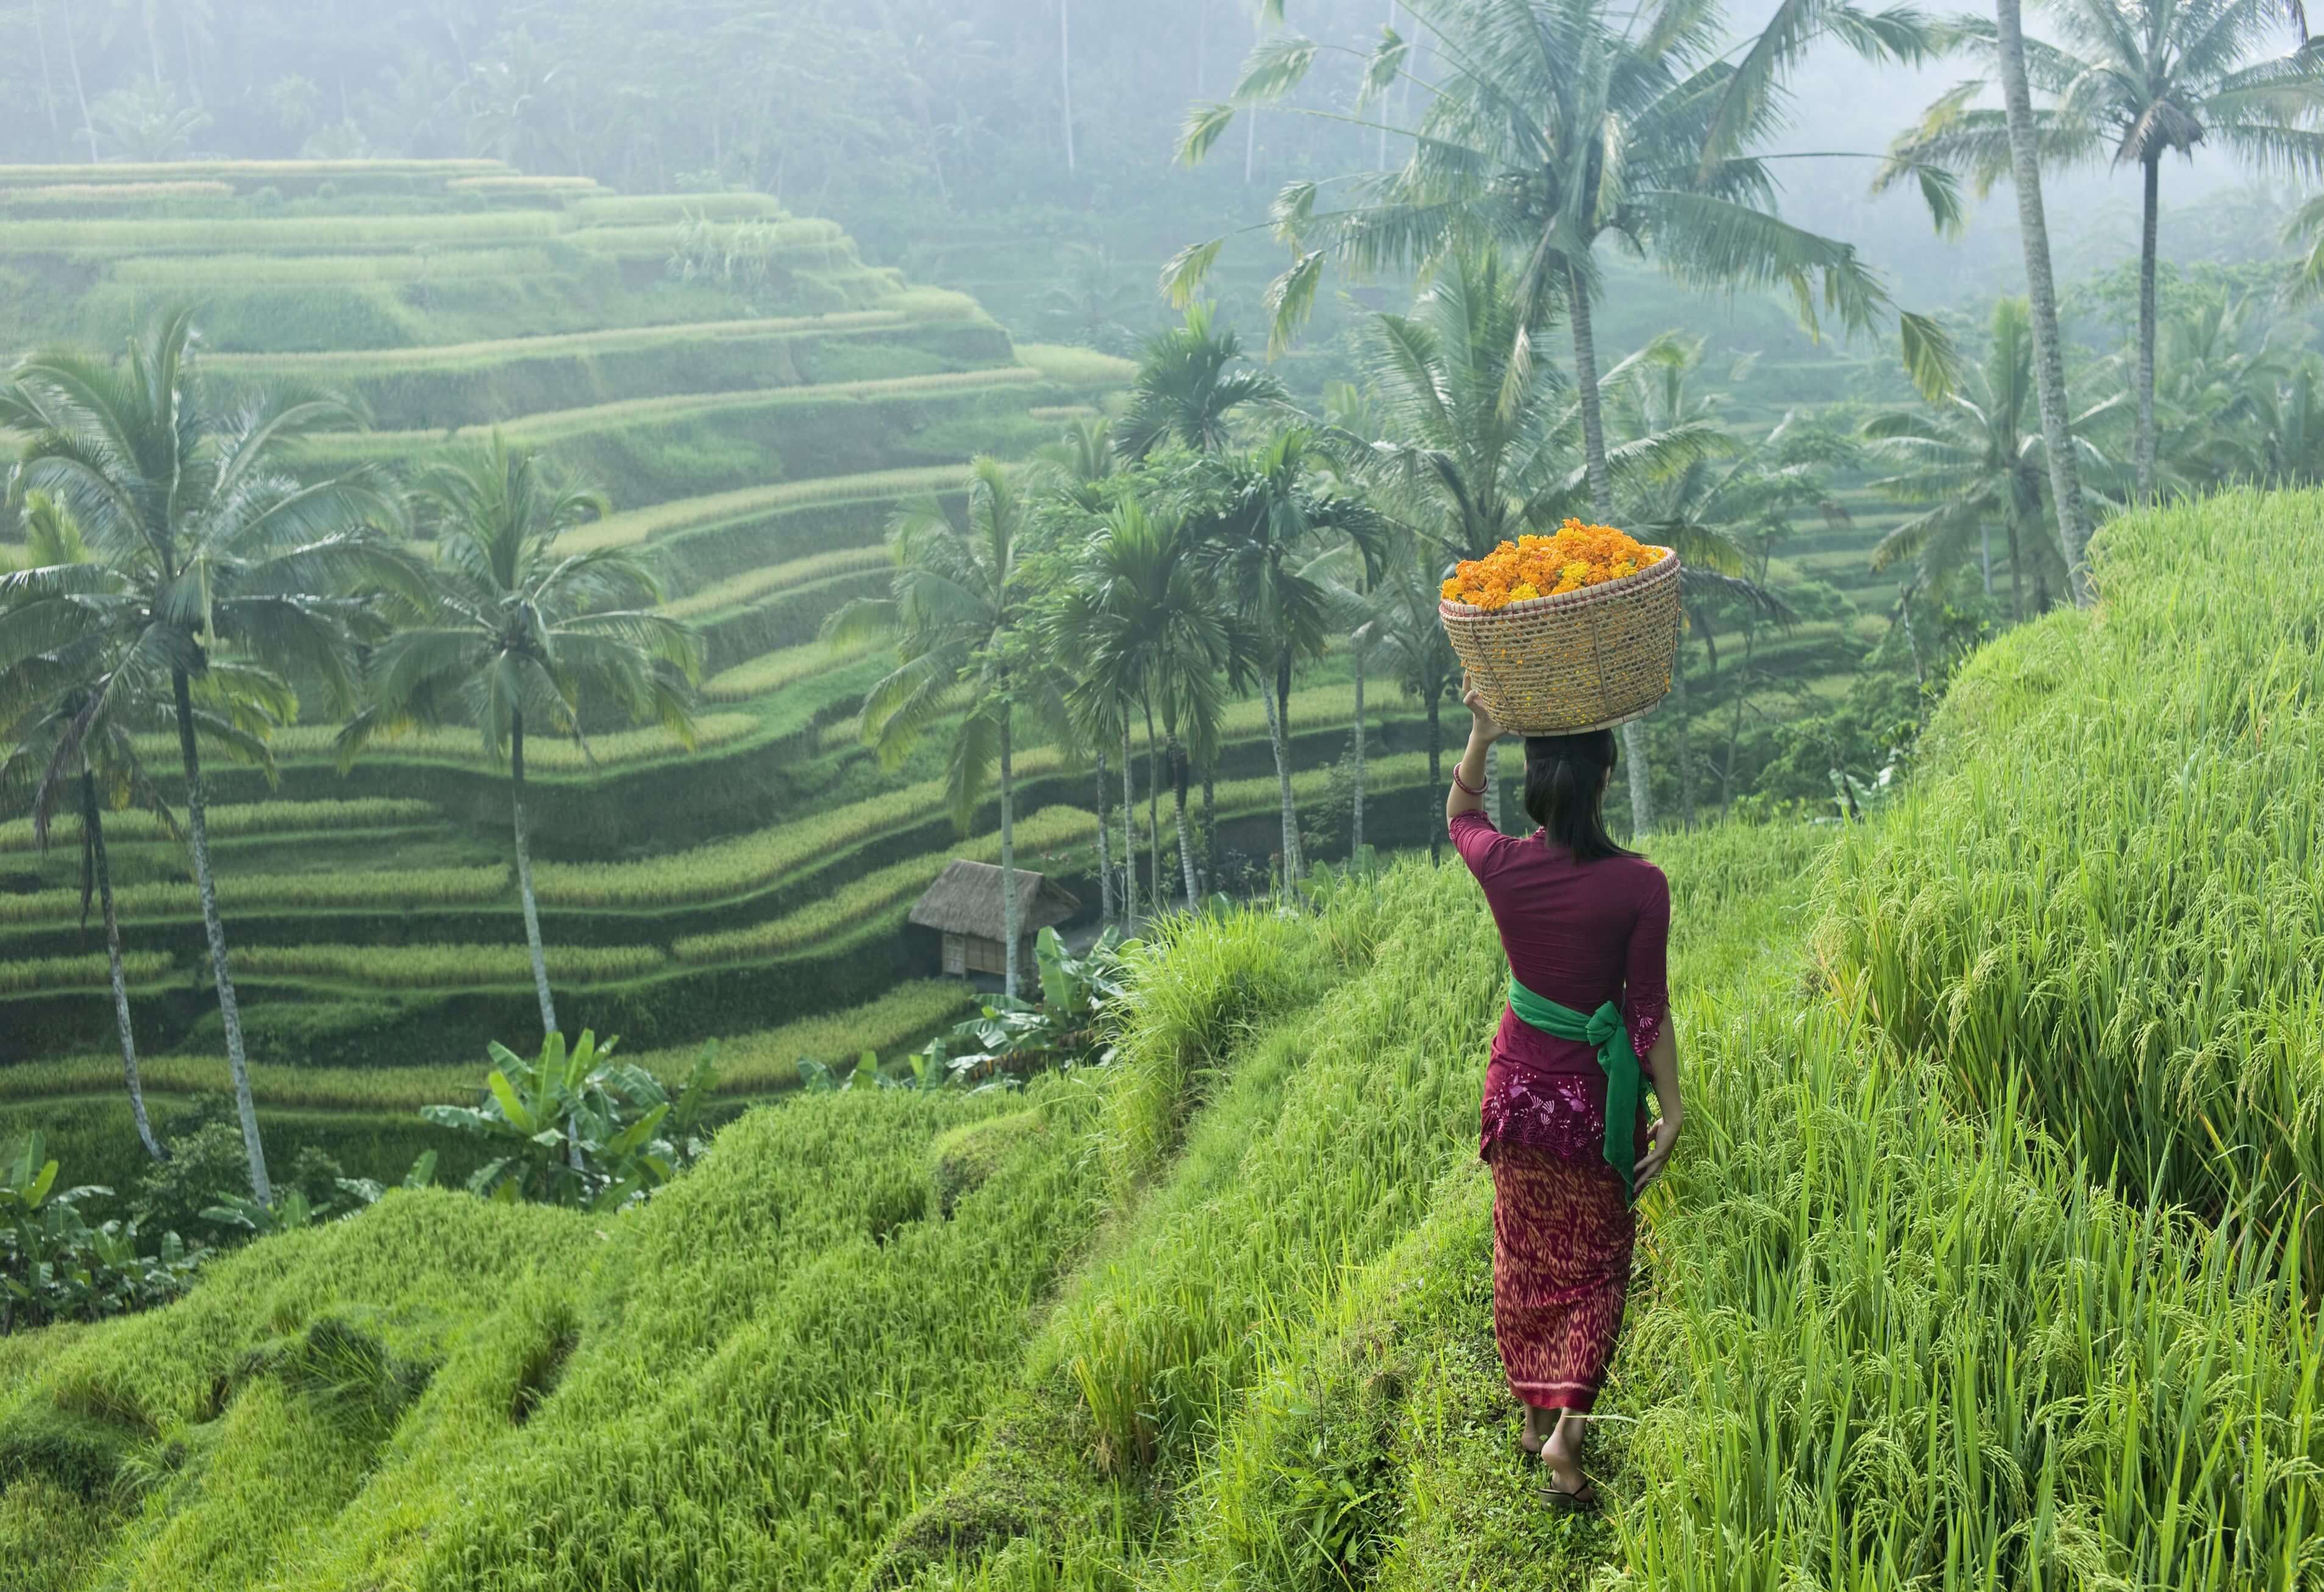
[910,861,1082,978]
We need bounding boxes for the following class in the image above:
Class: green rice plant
[669,806,1097,964]
[0,158,508,187]
[1819,485,2324,1243]
[661,548,887,619]
[2,211,565,255]
[230,940,666,991]
[0,951,173,993]
[0,181,235,204]
[105,249,559,286]
[700,638,873,702]
[0,798,438,853]
[560,465,969,553]
[0,982,979,1114]
[0,865,508,926]
[566,193,788,226]
[294,366,1046,460]
[204,310,909,375]
[130,711,757,773]
[530,773,955,909]
[444,176,605,195]
[1013,343,1139,388]
[566,217,852,257]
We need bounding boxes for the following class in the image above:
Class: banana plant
[2,1133,203,1329]
[422,1032,718,1211]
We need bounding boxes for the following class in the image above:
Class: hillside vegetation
[3,496,2316,1589]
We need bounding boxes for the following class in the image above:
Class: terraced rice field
[0,159,1153,1078]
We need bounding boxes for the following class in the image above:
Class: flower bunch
[1440,521,1667,609]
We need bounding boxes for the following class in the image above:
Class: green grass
[1819,484,2324,1250]
[668,805,1099,964]
[174,711,758,773]
[0,180,236,204]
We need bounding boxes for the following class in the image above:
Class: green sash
[1505,976,1642,1203]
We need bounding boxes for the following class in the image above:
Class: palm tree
[1182,428,1388,884]
[1991,0,2098,602]
[340,436,700,1042]
[1116,302,1290,462]
[1887,0,2324,505]
[1606,336,1813,826]
[0,307,408,1205]
[0,498,284,1165]
[1862,297,2086,620]
[1340,254,1722,829]
[825,458,1055,1000]
[1049,497,1242,909]
[1175,0,1943,826]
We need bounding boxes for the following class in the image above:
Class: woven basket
[1438,549,1681,734]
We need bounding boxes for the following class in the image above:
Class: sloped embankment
[7,486,2324,1587]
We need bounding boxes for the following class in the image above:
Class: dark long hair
[1522,730,1638,861]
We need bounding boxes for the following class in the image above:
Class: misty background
[1,0,2309,361]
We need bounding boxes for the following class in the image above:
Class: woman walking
[1446,677,1683,1510]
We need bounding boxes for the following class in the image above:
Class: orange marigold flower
[1440,522,1664,608]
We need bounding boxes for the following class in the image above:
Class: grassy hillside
[2,490,2317,1590]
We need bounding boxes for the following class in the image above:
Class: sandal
[1538,1476,1600,1513]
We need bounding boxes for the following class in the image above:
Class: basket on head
[1438,549,1681,734]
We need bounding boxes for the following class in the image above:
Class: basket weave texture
[1438,548,1681,734]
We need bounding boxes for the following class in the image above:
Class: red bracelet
[1450,766,1485,796]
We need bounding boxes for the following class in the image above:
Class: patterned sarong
[1488,1142,1634,1412]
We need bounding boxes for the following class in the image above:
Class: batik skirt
[1487,1142,1634,1413]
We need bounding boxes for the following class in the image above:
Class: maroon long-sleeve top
[1449,809,1669,1173]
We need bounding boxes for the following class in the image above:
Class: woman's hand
[1633,1112,1681,1194]
[1461,673,1506,743]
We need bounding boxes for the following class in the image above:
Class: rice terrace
[3,1,2324,1588]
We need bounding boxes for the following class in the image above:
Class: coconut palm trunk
[1094,745,1115,926]
[1261,651,1303,884]
[82,770,162,1163]
[1200,766,1216,894]
[1143,699,1163,912]
[1994,0,2094,603]
[1350,640,1366,855]
[999,703,1019,1003]
[2136,154,2160,504]
[1121,722,1137,925]
[1171,737,1199,905]
[59,4,98,163]
[1567,260,1658,833]
[31,3,60,149]
[1059,0,1077,174]
[508,711,559,1041]
[173,667,269,1204]
[1673,646,1694,830]
[1426,692,1444,864]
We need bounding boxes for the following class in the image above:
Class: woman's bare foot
[1520,1405,1552,1456]
[1541,1412,1591,1501]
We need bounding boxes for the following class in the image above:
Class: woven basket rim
[1437,545,1680,620]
